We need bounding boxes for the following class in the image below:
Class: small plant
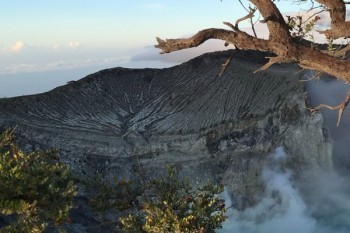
[120,167,227,233]
[327,38,336,52]
[85,175,139,214]
[0,129,77,233]
[286,15,320,41]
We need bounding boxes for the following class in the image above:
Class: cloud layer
[0,41,137,74]
[1,8,349,75]
[10,41,25,52]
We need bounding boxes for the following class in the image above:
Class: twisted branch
[315,0,350,39]
[155,0,350,125]
[308,90,350,126]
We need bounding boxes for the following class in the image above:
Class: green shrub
[120,167,227,233]
[86,175,139,214]
[0,129,77,233]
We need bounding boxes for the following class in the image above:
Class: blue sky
[0,0,314,97]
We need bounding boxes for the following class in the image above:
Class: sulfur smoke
[219,147,350,233]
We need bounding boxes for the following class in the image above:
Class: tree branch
[155,29,350,82]
[219,57,233,77]
[253,56,293,73]
[298,46,350,82]
[315,0,350,39]
[235,8,256,29]
[308,90,350,126]
[155,29,236,54]
[321,44,350,58]
[154,0,350,124]
[155,28,270,54]
[249,0,291,42]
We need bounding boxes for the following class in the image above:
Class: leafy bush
[120,167,227,233]
[86,175,140,214]
[0,129,77,233]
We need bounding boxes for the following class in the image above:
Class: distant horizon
[0,40,237,98]
[0,1,323,97]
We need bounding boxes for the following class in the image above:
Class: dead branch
[156,28,270,54]
[254,56,293,73]
[300,71,322,82]
[155,0,350,124]
[321,44,350,58]
[235,8,256,29]
[249,7,259,38]
[249,0,291,42]
[155,29,350,82]
[303,9,326,24]
[308,90,350,126]
[219,57,233,77]
[155,29,236,54]
[223,22,235,31]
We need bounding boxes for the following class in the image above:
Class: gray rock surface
[0,50,332,231]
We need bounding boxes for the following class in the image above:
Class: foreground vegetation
[0,129,77,233]
[86,167,227,232]
[120,168,227,232]
[0,130,227,232]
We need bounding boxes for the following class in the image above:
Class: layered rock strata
[0,50,331,211]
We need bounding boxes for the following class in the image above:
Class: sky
[0,0,318,97]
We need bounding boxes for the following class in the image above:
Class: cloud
[0,41,138,74]
[10,41,25,52]
[68,41,81,49]
[52,41,82,51]
[0,56,131,74]
[52,43,61,50]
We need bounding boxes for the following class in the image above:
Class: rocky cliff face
[0,50,331,213]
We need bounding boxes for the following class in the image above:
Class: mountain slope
[0,50,331,210]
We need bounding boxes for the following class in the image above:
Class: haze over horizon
[0,1,325,97]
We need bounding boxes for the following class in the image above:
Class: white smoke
[219,147,350,233]
[305,78,350,172]
[297,171,350,233]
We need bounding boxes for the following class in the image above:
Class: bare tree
[155,0,350,125]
